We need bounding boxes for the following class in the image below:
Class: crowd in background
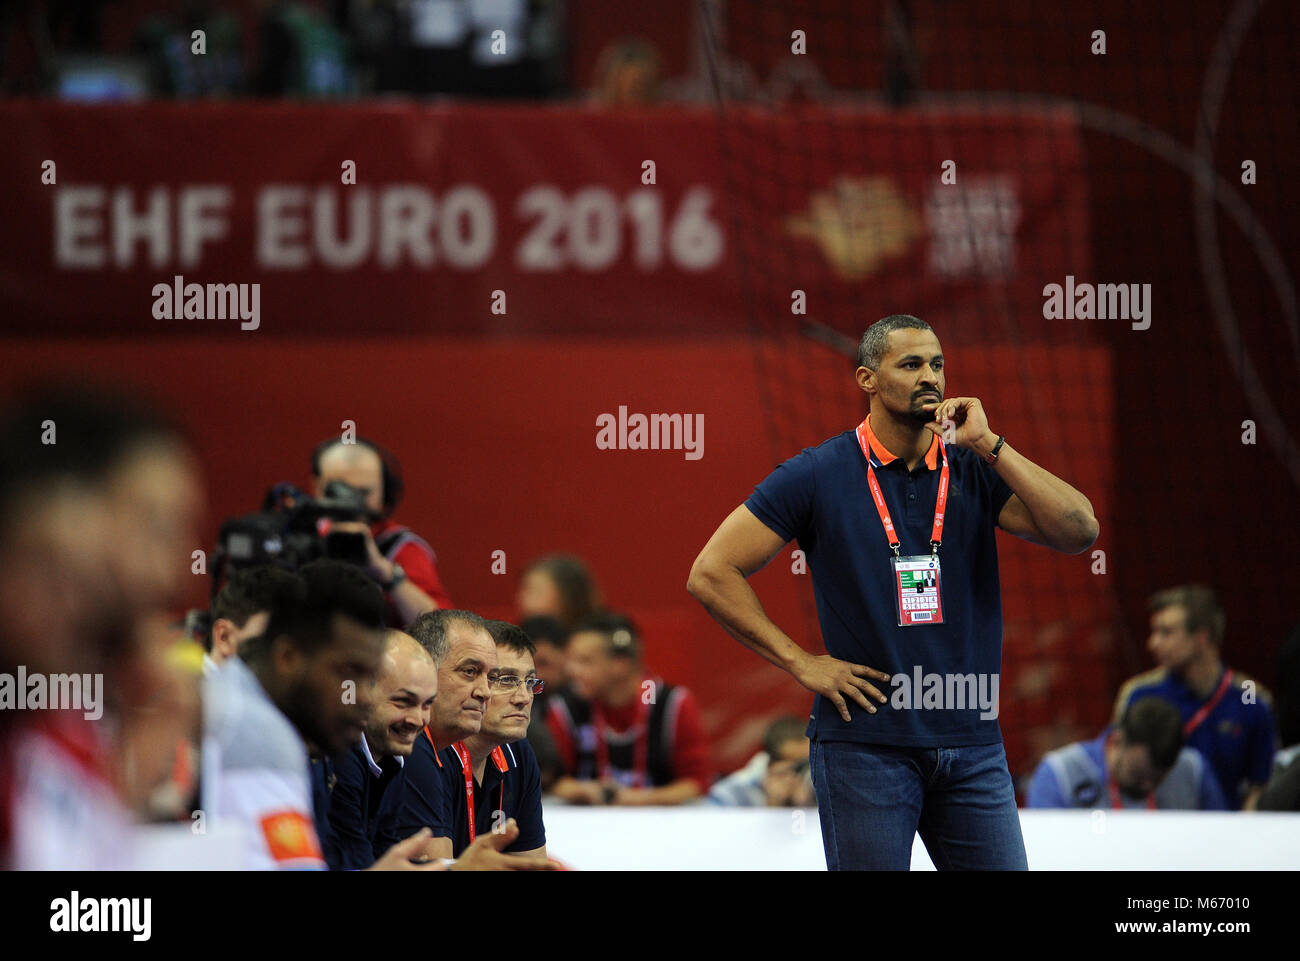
[0,0,668,104]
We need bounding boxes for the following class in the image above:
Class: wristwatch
[984,435,1006,464]
[380,563,407,591]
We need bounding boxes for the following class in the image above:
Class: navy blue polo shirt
[745,418,1014,747]
[371,728,452,852]
[325,738,404,870]
[440,739,546,858]
[1114,668,1277,810]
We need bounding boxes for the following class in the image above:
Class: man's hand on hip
[792,652,891,722]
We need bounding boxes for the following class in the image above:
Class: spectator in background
[325,629,437,869]
[590,36,662,106]
[328,0,408,93]
[255,0,354,98]
[1113,584,1276,810]
[517,553,602,629]
[1027,697,1226,810]
[549,612,712,806]
[1273,620,1300,770]
[1252,622,1300,811]
[206,565,302,673]
[311,436,452,627]
[399,0,563,99]
[708,715,815,807]
[519,614,566,789]
[438,620,547,858]
[133,1,244,97]
[1254,756,1300,811]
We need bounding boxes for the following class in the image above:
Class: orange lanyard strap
[856,419,950,556]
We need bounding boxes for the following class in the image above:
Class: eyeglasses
[487,673,544,695]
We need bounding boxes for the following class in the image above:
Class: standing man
[688,314,1099,870]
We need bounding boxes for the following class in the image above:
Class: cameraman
[311,438,452,628]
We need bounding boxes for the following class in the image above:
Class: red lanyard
[452,742,507,843]
[593,688,651,787]
[856,418,950,556]
[1108,779,1157,810]
[1183,670,1234,737]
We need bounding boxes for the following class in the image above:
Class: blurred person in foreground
[548,612,712,806]
[708,715,815,807]
[0,385,204,867]
[1113,584,1276,810]
[1026,697,1226,810]
[311,436,452,626]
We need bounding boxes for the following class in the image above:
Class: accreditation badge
[892,555,944,627]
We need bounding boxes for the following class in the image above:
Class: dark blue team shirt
[325,740,403,870]
[1115,668,1277,810]
[372,730,452,852]
[440,739,546,858]
[745,425,1014,747]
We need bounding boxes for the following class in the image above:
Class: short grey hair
[857,314,932,370]
[407,609,489,665]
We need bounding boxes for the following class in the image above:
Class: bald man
[312,437,453,627]
[325,630,438,869]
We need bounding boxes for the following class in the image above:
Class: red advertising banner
[0,103,1087,338]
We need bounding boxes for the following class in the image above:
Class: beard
[903,402,936,425]
[282,676,348,756]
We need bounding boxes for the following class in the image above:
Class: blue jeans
[810,739,1028,870]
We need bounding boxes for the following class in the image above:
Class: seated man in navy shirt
[1113,584,1276,810]
[325,629,437,869]
[374,609,496,861]
[1027,697,1226,810]
[689,314,1100,870]
[439,620,547,858]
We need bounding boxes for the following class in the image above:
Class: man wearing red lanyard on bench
[548,613,713,805]
[441,621,547,857]
[1026,697,1227,810]
[1113,584,1277,810]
